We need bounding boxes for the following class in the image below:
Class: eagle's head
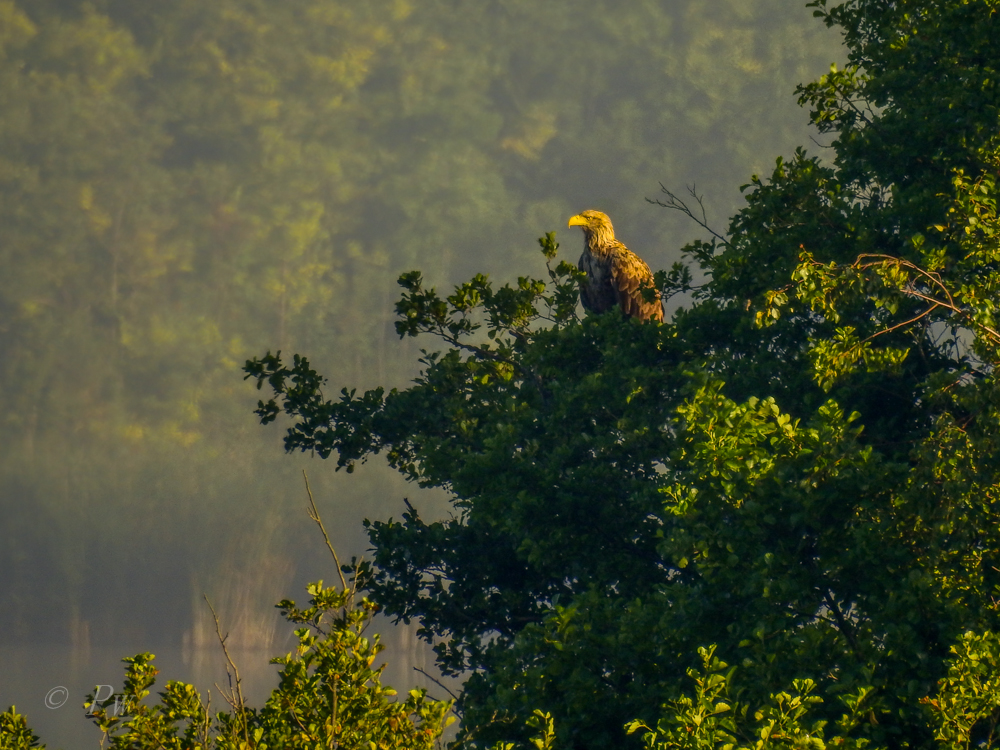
[568,210,616,248]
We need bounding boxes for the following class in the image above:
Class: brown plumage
[567,210,663,322]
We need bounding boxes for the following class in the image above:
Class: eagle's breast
[578,244,617,314]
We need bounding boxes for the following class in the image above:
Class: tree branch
[647,184,729,246]
[822,590,863,661]
[205,595,249,746]
[303,470,349,594]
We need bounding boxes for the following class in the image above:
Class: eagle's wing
[608,243,664,322]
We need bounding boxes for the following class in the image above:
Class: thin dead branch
[303,470,349,592]
[204,594,249,747]
[849,254,1000,347]
[647,183,729,246]
[414,667,461,702]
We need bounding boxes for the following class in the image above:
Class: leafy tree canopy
[246,0,1000,747]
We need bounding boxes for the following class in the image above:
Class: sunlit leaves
[760,242,1000,390]
[796,61,871,135]
[627,646,867,750]
[0,705,44,750]
[78,581,452,750]
[923,631,1000,749]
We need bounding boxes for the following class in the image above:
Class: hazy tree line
[0,0,838,644]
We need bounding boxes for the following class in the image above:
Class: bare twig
[414,666,460,702]
[854,306,943,348]
[303,470,349,592]
[204,595,249,746]
[647,184,729,246]
[849,255,1000,347]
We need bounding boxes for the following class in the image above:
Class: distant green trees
[242,0,1000,748]
[0,0,836,647]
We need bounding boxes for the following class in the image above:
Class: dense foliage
[244,0,1000,748]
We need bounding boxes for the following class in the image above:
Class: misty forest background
[0,0,843,736]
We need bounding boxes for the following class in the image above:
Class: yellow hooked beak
[567,214,587,228]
